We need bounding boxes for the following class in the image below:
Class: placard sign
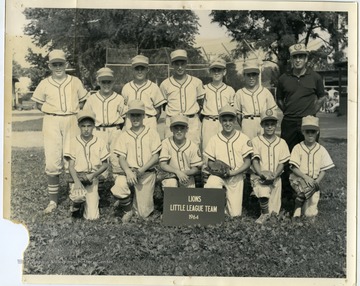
[162,187,225,226]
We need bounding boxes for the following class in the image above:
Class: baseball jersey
[234,86,277,116]
[201,83,235,116]
[83,91,126,126]
[251,135,290,173]
[122,80,166,116]
[289,142,335,179]
[64,135,110,173]
[160,75,205,116]
[204,131,253,170]
[32,75,88,114]
[113,126,161,169]
[159,137,203,171]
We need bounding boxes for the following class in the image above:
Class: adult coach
[160,49,205,145]
[276,43,326,151]
[31,49,89,213]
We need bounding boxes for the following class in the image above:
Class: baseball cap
[131,55,149,68]
[260,109,278,123]
[301,115,320,131]
[170,49,188,62]
[170,114,189,127]
[127,99,145,114]
[77,110,96,123]
[48,49,66,63]
[96,67,114,80]
[219,105,237,118]
[289,43,309,56]
[209,58,226,69]
[243,60,260,74]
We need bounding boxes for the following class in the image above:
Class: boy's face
[172,60,187,77]
[49,61,67,78]
[79,119,95,140]
[98,78,114,94]
[244,72,259,88]
[220,115,236,133]
[129,113,144,127]
[261,120,277,137]
[210,68,226,82]
[291,54,308,71]
[133,66,149,82]
[302,129,319,144]
[171,125,188,141]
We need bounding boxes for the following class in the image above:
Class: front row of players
[65,100,334,224]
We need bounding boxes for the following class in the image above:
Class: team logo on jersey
[247,140,252,147]
[266,109,273,116]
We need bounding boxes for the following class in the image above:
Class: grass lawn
[10,138,347,278]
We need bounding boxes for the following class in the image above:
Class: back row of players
[31,47,334,223]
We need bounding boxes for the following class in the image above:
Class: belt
[114,168,156,176]
[204,115,219,121]
[145,114,156,118]
[243,114,260,119]
[44,112,74,116]
[96,124,122,131]
[183,114,196,118]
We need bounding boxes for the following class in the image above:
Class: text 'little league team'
[31,44,334,224]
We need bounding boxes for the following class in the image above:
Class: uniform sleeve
[289,144,301,168]
[121,84,130,106]
[31,79,47,104]
[150,130,162,155]
[276,75,285,101]
[251,137,260,160]
[203,136,216,161]
[99,139,110,161]
[320,146,335,171]
[278,139,291,164]
[196,78,205,99]
[315,72,326,99]
[116,94,127,118]
[233,90,242,114]
[82,95,94,112]
[74,77,89,102]
[159,80,168,100]
[228,87,236,106]
[190,143,203,167]
[159,140,171,162]
[113,133,127,157]
[241,136,253,158]
[152,83,167,108]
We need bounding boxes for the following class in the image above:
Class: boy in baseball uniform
[122,55,166,131]
[251,109,290,224]
[31,49,89,213]
[234,60,277,140]
[64,110,109,220]
[160,49,205,145]
[289,116,334,217]
[159,114,202,188]
[111,100,161,222]
[201,58,235,151]
[203,105,253,217]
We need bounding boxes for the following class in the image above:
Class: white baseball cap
[127,99,145,114]
[243,61,260,74]
[260,109,278,123]
[96,67,114,80]
[77,110,96,123]
[289,43,309,56]
[209,58,226,69]
[170,114,189,127]
[219,105,237,117]
[48,49,66,63]
[301,115,320,131]
[170,49,188,62]
[131,55,149,68]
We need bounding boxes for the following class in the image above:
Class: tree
[23,8,200,88]
[210,10,348,74]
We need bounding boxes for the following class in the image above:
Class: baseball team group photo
[5,2,355,284]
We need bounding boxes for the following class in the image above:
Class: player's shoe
[255,213,270,224]
[293,208,301,218]
[121,210,133,223]
[70,202,84,218]
[43,201,57,214]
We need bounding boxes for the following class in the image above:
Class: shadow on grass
[12,118,43,132]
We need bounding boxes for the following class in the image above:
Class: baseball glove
[206,160,231,179]
[259,171,275,185]
[69,185,87,203]
[290,175,320,200]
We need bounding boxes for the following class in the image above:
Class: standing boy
[201,58,235,150]
[111,100,161,222]
[159,115,203,188]
[251,109,290,224]
[289,116,334,217]
[64,110,109,220]
[122,55,166,131]
[31,49,89,213]
[234,60,277,140]
[160,49,205,145]
[203,105,253,217]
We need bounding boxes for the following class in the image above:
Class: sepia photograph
[1,0,357,285]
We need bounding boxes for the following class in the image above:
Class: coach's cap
[77,109,96,123]
[243,60,260,73]
[48,49,66,63]
[170,49,188,62]
[289,43,309,56]
[209,58,226,69]
[96,67,114,80]
[219,105,237,118]
[301,115,319,131]
[127,99,145,114]
[260,109,278,123]
[170,114,189,127]
[131,55,149,68]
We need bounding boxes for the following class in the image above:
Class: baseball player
[31,49,89,213]
[159,114,202,188]
[201,58,235,151]
[160,49,205,145]
[64,110,109,220]
[234,60,277,140]
[111,100,161,222]
[203,105,253,217]
[289,116,334,217]
[251,109,290,224]
[122,55,166,131]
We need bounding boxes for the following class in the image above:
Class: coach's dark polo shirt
[276,69,325,118]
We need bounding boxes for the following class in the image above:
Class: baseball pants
[241,117,262,140]
[251,177,282,214]
[162,177,196,188]
[201,118,222,151]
